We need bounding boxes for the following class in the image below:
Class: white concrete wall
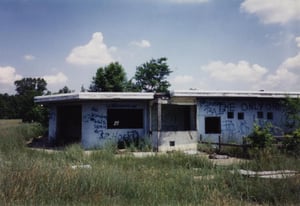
[81,101,148,149]
[150,103,198,151]
[152,131,198,152]
[198,98,285,143]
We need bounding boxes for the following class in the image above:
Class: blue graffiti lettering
[202,101,235,115]
[97,130,110,140]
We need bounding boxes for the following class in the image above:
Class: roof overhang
[171,90,300,99]
[34,92,155,104]
[35,90,300,104]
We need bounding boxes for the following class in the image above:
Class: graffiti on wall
[83,106,141,141]
[83,106,107,131]
[241,102,281,111]
[83,106,108,140]
[221,120,250,137]
[201,100,282,116]
[201,99,283,141]
[201,101,235,116]
[112,130,139,140]
[94,129,140,140]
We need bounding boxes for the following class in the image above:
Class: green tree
[58,86,73,94]
[133,57,172,92]
[80,85,87,92]
[0,93,19,119]
[89,62,128,92]
[125,79,140,92]
[282,97,300,130]
[15,78,47,96]
[14,78,48,124]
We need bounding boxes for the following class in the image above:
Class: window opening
[267,112,273,120]
[169,141,175,147]
[161,105,196,131]
[107,109,143,129]
[238,112,244,120]
[257,111,263,119]
[227,112,234,119]
[205,117,221,134]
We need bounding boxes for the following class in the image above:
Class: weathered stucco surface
[81,102,148,149]
[152,131,198,152]
[198,98,285,143]
[39,91,300,151]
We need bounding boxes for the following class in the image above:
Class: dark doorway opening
[56,105,82,145]
[162,105,196,131]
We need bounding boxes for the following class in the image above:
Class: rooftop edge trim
[34,92,155,103]
[34,90,300,104]
[171,90,300,98]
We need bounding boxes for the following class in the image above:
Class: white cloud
[280,53,300,70]
[130,40,151,48]
[167,0,210,3]
[197,36,300,91]
[261,66,299,91]
[296,37,300,48]
[241,0,300,24]
[201,60,267,83]
[171,75,195,89]
[0,66,22,84]
[170,62,269,91]
[43,72,68,85]
[66,32,114,66]
[261,38,300,90]
[24,54,36,61]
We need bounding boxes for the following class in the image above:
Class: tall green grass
[1,123,300,205]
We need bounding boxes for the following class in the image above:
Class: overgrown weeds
[1,123,300,205]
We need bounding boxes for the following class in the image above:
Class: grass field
[0,123,300,205]
[0,119,22,129]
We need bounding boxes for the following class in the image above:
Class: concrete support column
[157,100,162,152]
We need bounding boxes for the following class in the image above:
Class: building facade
[35,90,300,151]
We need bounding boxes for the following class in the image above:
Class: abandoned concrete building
[35,90,300,151]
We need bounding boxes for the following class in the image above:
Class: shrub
[283,128,300,156]
[247,123,274,149]
[117,136,152,152]
[197,142,215,154]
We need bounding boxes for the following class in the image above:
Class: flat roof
[34,92,155,103]
[35,90,300,104]
[171,90,300,98]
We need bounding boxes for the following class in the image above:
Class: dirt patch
[195,151,247,166]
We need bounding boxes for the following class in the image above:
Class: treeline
[0,57,172,123]
[0,78,48,124]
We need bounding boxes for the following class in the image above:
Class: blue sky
[1,0,300,94]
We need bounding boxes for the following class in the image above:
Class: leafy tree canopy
[133,57,172,92]
[57,86,73,94]
[282,97,300,131]
[0,93,19,119]
[89,62,128,92]
[15,78,47,96]
[14,78,48,124]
